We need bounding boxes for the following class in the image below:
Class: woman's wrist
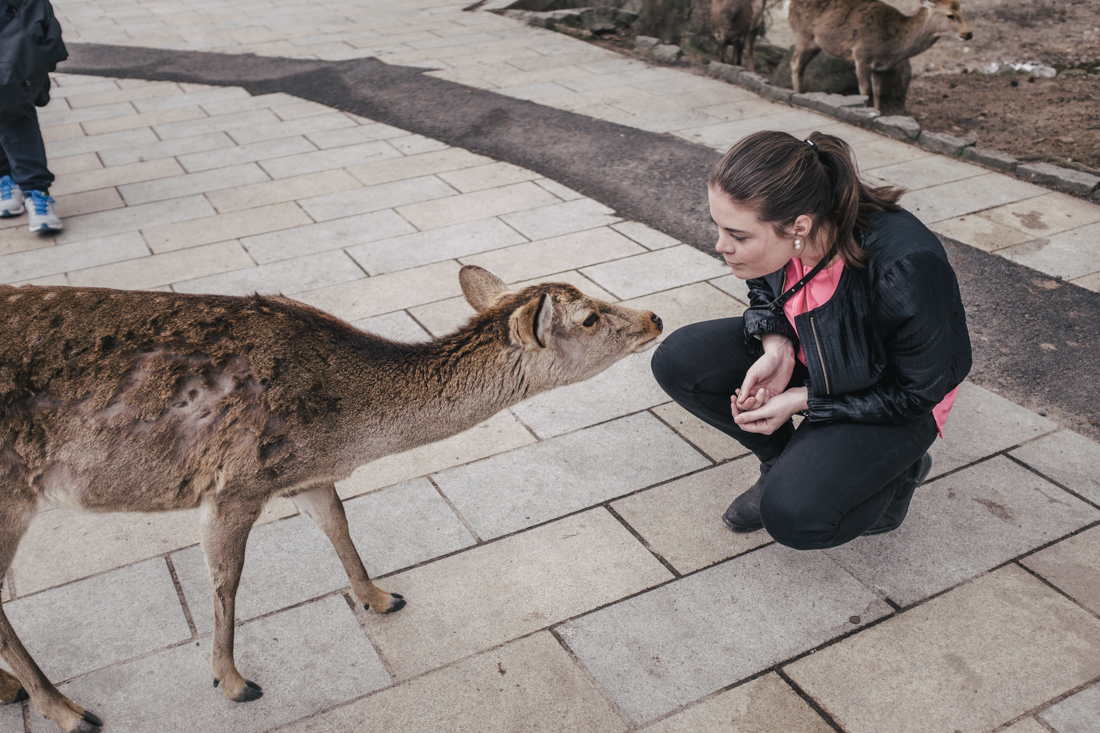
[761,333,794,356]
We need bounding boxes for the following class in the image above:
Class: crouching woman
[652,130,971,549]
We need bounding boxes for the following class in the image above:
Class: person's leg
[0,106,60,232]
[759,413,938,550]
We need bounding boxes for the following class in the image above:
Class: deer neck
[899,8,944,58]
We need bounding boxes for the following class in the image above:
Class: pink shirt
[782,257,956,436]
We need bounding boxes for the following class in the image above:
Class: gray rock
[873,115,921,141]
[918,130,977,155]
[962,146,1019,172]
[1031,65,1057,78]
[759,83,794,102]
[650,44,683,63]
[1017,162,1100,195]
[635,35,660,51]
[791,91,868,114]
[835,105,881,127]
[707,61,744,84]
[771,48,911,113]
[738,71,767,91]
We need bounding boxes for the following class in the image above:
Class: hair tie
[805,138,819,154]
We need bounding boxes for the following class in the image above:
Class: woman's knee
[650,325,707,395]
[759,490,835,551]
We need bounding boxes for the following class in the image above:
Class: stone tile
[336,410,537,500]
[40,122,85,142]
[97,131,236,167]
[44,126,159,158]
[6,559,190,681]
[650,401,749,462]
[64,81,184,109]
[67,240,254,291]
[295,260,464,322]
[612,220,680,250]
[638,673,833,733]
[535,177,584,201]
[118,163,270,206]
[829,456,1100,606]
[675,110,835,151]
[395,181,559,231]
[360,508,671,680]
[1039,682,1100,733]
[708,273,751,303]
[80,105,208,136]
[177,135,318,173]
[1021,525,1100,616]
[928,213,1035,252]
[435,412,710,539]
[272,100,333,121]
[624,281,746,336]
[0,703,19,731]
[785,565,1100,733]
[981,192,1100,238]
[436,161,542,192]
[498,197,620,240]
[259,140,403,179]
[0,232,149,284]
[299,175,457,222]
[54,195,216,243]
[241,209,416,264]
[277,632,628,733]
[458,227,643,283]
[693,97,782,122]
[930,381,1059,476]
[386,134,449,156]
[347,216,527,275]
[901,173,1047,225]
[559,543,891,725]
[581,245,729,300]
[27,596,390,733]
[130,86,251,113]
[350,311,431,342]
[304,121,408,149]
[48,152,104,175]
[141,202,311,254]
[849,137,933,170]
[345,147,490,187]
[226,112,358,145]
[211,169,362,213]
[998,221,1100,281]
[864,155,985,191]
[1010,430,1100,505]
[53,187,126,219]
[1070,270,1100,294]
[174,250,365,296]
[613,458,775,575]
[999,718,1052,733]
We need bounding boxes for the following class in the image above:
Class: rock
[759,84,794,102]
[1061,68,1087,77]
[738,71,767,92]
[918,131,976,155]
[873,115,921,141]
[707,61,744,84]
[635,35,661,51]
[962,146,1019,172]
[752,42,788,76]
[771,47,911,113]
[1016,162,1100,195]
[791,92,868,114]
[650,44,683,63]
[834,106,880,127]
[1031,65,1057,78]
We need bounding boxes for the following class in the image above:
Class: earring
[793,238,803,251]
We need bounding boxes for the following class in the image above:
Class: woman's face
[708,186,798,280]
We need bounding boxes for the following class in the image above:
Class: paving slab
[0,231,149,285]
[623,281,746,335]
[928,213,1036,253]
[785,565,1100,733]
[612,457,771,575]
[211,169,362,213]
[1039,682,1100,733]
[998,221,1100,281]
[295,259,464,323]
[298,175,456,222]
[638,673,833,733]
[1009,429,1100,505]
[67,240,255,291]
[6,558,190,682]
[826,455,1100,607]
[351,310,435,341]
[650,400,750,462]
[980,192,1100,238]
[359,508,672,680]
[901,173,1047,225]
[26,595,391,733]
[558,543,892,725]
[1020,525,1100,616]
[865,155,985,191]
[498,198,620,240]
[1000,718,1053,733]
[241,209,416,264]
[0,704,20,733]
[611,221,680,250]
[277,632,628,733]
[345,216,527,275]
[580,245,730,300]
[434,412,710,539]
[458,226,645,283]
[141,201,313,254]
[930,381,1059,477]
[118,162,271,206]
[345,146,490,186]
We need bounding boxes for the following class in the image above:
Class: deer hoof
[231,680,264,703]
[70,710,103,733]
[3,686,27,704]
[378,593,405,614]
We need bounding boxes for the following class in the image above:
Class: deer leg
[291,484,405,614]
[200,499,264,703]
[854,59,875,108]
[744,33,758,73]
[870,69,887,112]
[791,43,819,94]
[0,503,102,732]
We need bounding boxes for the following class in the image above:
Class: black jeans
[0,104,54,193]
[651,317,937,550]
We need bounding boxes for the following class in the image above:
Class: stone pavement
[1,1,1099,731]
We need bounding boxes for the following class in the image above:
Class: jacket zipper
[810,316,831,395]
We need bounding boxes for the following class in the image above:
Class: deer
[710,0,768,71]
[0,266,663,733]
[786,0,973,111]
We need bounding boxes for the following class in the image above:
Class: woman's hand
[735,334,796,412]
[732,387,809,435]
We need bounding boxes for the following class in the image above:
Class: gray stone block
[558,544,891,724]
[738,72,767,92]
[833,105,880,127]
[1039,681,1100,733]
[1010,430,1100,505]
[650,45,683,63]
[635,35,660,51]
[791,92,867,115]
[707,61,744,84]
[872,115,921,141]
[1022,525,1100,616]
[759,84,794,103]
[1017,162,1100,195]
[962,145,1020,172]
[918,130,977,156]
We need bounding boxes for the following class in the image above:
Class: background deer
[787,0,973,110]
[710,0,768,71]
[0,266,662,733]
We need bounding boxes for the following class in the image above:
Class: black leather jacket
[743,208,972,425]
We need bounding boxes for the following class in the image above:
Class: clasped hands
[732,334,809,434]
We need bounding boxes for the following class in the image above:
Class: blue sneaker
[27,190,62,233]
[0,176,24,218]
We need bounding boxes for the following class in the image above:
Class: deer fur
[710,0,767,71]
[787,0,973,110]
[0,267,662,733]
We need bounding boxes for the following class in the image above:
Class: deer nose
[651,313,663,332]
[962,31,973,40]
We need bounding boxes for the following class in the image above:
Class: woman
[651,130,971,549]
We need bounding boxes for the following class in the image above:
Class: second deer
[787,0,973,110]
[710,0,768,71]
[0,267,662,733]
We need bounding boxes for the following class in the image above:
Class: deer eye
[582,313,598,327]
[947,13,956,19]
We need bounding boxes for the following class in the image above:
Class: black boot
[722,452,780,533]
[862,453,933,536]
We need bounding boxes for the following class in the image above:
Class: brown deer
[787,0,973,110]
[0,266,662,733]
[710,0,768,71]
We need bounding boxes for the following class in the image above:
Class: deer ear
[460,265,509,313]
[509,293,554,350]
[920,0,935,7]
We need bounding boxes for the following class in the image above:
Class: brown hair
[707,130,904,268]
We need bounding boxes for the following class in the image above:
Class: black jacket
[0,0,67,120]
[743,208,972,425]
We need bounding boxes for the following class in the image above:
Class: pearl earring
[794,238,803,251]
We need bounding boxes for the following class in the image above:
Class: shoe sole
[721,514,763,533]
[1,208,24,218]
[862,454,933,536]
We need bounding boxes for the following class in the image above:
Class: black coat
[743,208,972,425]
[0,0,67,121]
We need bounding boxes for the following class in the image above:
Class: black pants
[0,105,54,194]
[651,317,937,550]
